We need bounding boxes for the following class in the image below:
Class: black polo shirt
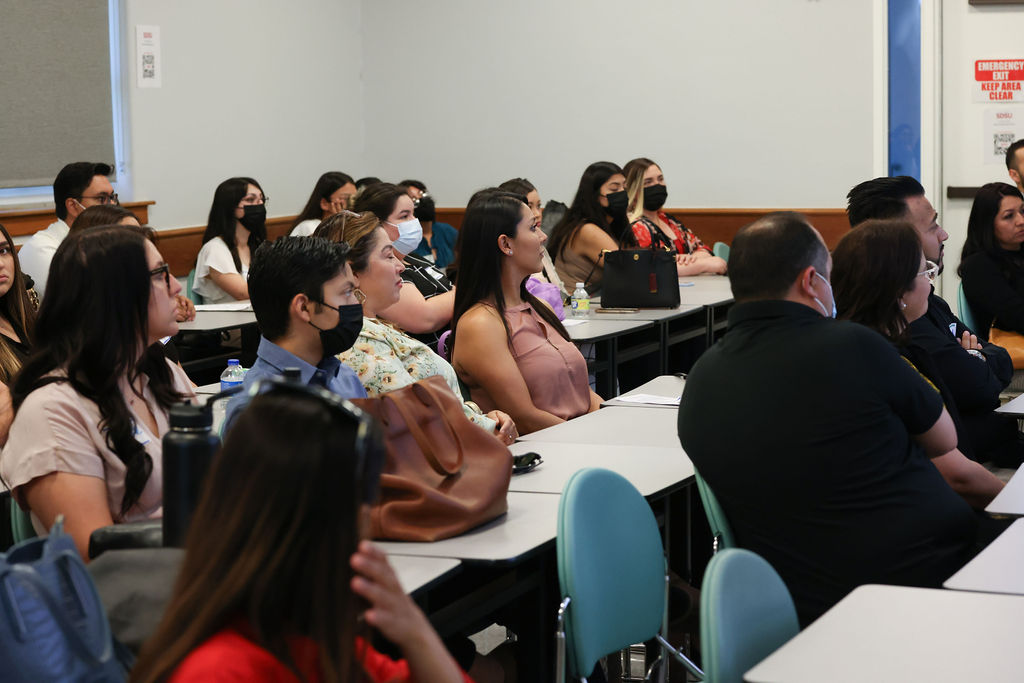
[678,300,978,625]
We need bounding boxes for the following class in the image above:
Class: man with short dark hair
[1006,139,1024,194]
[224,236,366,426]
[20,161,115,296]
[679,211,981,625]
[847,177,1018,466]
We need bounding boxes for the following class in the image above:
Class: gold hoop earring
[354,288,366,304]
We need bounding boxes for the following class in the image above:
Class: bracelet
[966,349,985,361]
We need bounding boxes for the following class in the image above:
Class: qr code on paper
[142,54,155,79]
[994,132,1015,156]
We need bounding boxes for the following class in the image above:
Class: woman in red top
[623,157,727,276]
[130,386,473,683]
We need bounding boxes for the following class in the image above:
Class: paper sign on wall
[974,60,1024,103]
[136,25,162,88]
[983,109,1023,165]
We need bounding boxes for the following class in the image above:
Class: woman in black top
[958,182,1024,339]
[353,183,454,348]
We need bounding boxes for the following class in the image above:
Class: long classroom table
[985,463,1024,517]
[944,518,1024,596]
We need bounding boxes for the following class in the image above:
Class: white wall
[939,0,1024,295]
[361,0,881,209]
[122,0,364,230]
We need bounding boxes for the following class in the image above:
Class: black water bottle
[162,402,220,547]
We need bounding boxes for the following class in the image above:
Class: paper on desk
[561,319,586,327]
[195,302,253,312]
[615,393,681,406]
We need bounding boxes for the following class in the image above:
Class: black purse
[600,249,681,308]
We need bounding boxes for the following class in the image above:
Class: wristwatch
[966,349,985,361]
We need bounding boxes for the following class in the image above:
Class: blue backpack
[0,517,129,682]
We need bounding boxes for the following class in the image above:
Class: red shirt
[631,212,710,255]
[169,626,474,683]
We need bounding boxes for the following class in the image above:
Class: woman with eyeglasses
[352,183,454,348]
[1,226,194,560]
[193,177,268,303]
[314,212,517,446]
[130,387,471,682]
[290,171,358,237]
[831,219,1005,509]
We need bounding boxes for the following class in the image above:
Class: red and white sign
[974,59,1024,103]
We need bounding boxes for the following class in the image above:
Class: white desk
[508,441,693,499]
[567,317,658,397]
[377,492,559,565]
[944,519,1024,595]
[586,304,703,323]
[518,406,682,449]
[677,274,733,307]
[566,317,653,342]
[985,464,1024,517]
[996,391,1024,416]
[178,310,257,333]
[602,374,684,408]
[745,584,1024,683]
[389,555,462,594]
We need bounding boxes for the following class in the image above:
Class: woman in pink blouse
[2,225,194,558]
[452,190,602,434]
[624,157,727,276]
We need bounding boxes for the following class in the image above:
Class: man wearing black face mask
[224,237,366,428]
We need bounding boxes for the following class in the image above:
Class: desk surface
[944,519,1024,595]
[985,464,1024,517]
[518,406,682,449]
[745,584,1024,683]
[377,492,559,565]
[508,440,693,499]
[178,310,258,333]
[566,317,654,342]
[589,303,703,322]
[602,375,685,408]
[996,392,1024,416]
[389,555,462,594]
[678,274,733,307]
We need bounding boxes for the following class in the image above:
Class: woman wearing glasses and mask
[1,226,195,560]
[353,183,454,348]
[193,177,268,303]
[831,219,1005,509]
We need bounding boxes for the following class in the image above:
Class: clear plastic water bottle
[571,282,590,318]
[219,359,246,391]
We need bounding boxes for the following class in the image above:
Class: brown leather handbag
[353,375,512,542]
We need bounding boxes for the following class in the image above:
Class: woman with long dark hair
[452,191,601,434]
[290,171,357,237]
[1,226,193,558]
[193,176,267,303]
[353,183,454,347]
[0,222,36,447]
[130,388,471,683]
[832,219,1004,508]
[958,182,1024,338]
[498,177,564,293]
[547,161,632,295]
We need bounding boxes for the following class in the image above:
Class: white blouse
[193,237,248,304]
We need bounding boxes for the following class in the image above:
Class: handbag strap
[582,250,608,291]
[379,384,464,476]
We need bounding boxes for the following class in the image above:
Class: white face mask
[388,218,423,255]
[813,272,836,318]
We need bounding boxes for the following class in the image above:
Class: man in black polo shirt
[847,176,1020,466]
[678,212,979,625]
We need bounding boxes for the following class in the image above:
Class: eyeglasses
[239,194,267,206]
[150,263,171,292]
[918,260,939,283]
[513,451,543,475]
[329,209,362,242]
[78,192,119,205]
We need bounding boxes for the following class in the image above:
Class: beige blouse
[1,360,196,533]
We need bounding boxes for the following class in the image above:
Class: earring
[899,300,907,310]
[354,288,366,304]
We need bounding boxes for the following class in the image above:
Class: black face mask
[239,204,267,236]
[643,185,668,211]
[311,301,363,356]
[414,195,436,223]
[603,190,629,216]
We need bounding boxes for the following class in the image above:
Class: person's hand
[488,410,518,445]
[175,295,196,322]
[350,541,431,647]
[676,253,698,267]
[959,330,982,352]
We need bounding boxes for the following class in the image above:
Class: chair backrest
[186,268,203,305]
[712,242,730,261]
[693,467,735,552]
[557,468,666,679]
[957,281,979,333]
[700,548,799,683]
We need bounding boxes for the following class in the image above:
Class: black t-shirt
[400,253,452,348]
[678,300,978,625]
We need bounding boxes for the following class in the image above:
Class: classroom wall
[360,0,881,209]
[122,0,365,231]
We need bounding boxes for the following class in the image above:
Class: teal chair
[10,497,36,544]
[712,242,730,262]
[555,468,702,682]
[693,467,735,554]
[700,548,799,683]
[957,281,979,333]
[186,268,203,305]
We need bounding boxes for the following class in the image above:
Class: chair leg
[555,597,571,683]
[655,634,703,680]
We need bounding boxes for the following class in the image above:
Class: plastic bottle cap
[227,359,240,366]
[575,282,585,288]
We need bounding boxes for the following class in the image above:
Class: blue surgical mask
[813,272,836,318]
[388,218,423,255]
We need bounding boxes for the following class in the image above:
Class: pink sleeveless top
[478,302,591,421]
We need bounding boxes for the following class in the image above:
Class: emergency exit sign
[975,60,1024,102]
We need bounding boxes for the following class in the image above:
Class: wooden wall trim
[0,201,155,237]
